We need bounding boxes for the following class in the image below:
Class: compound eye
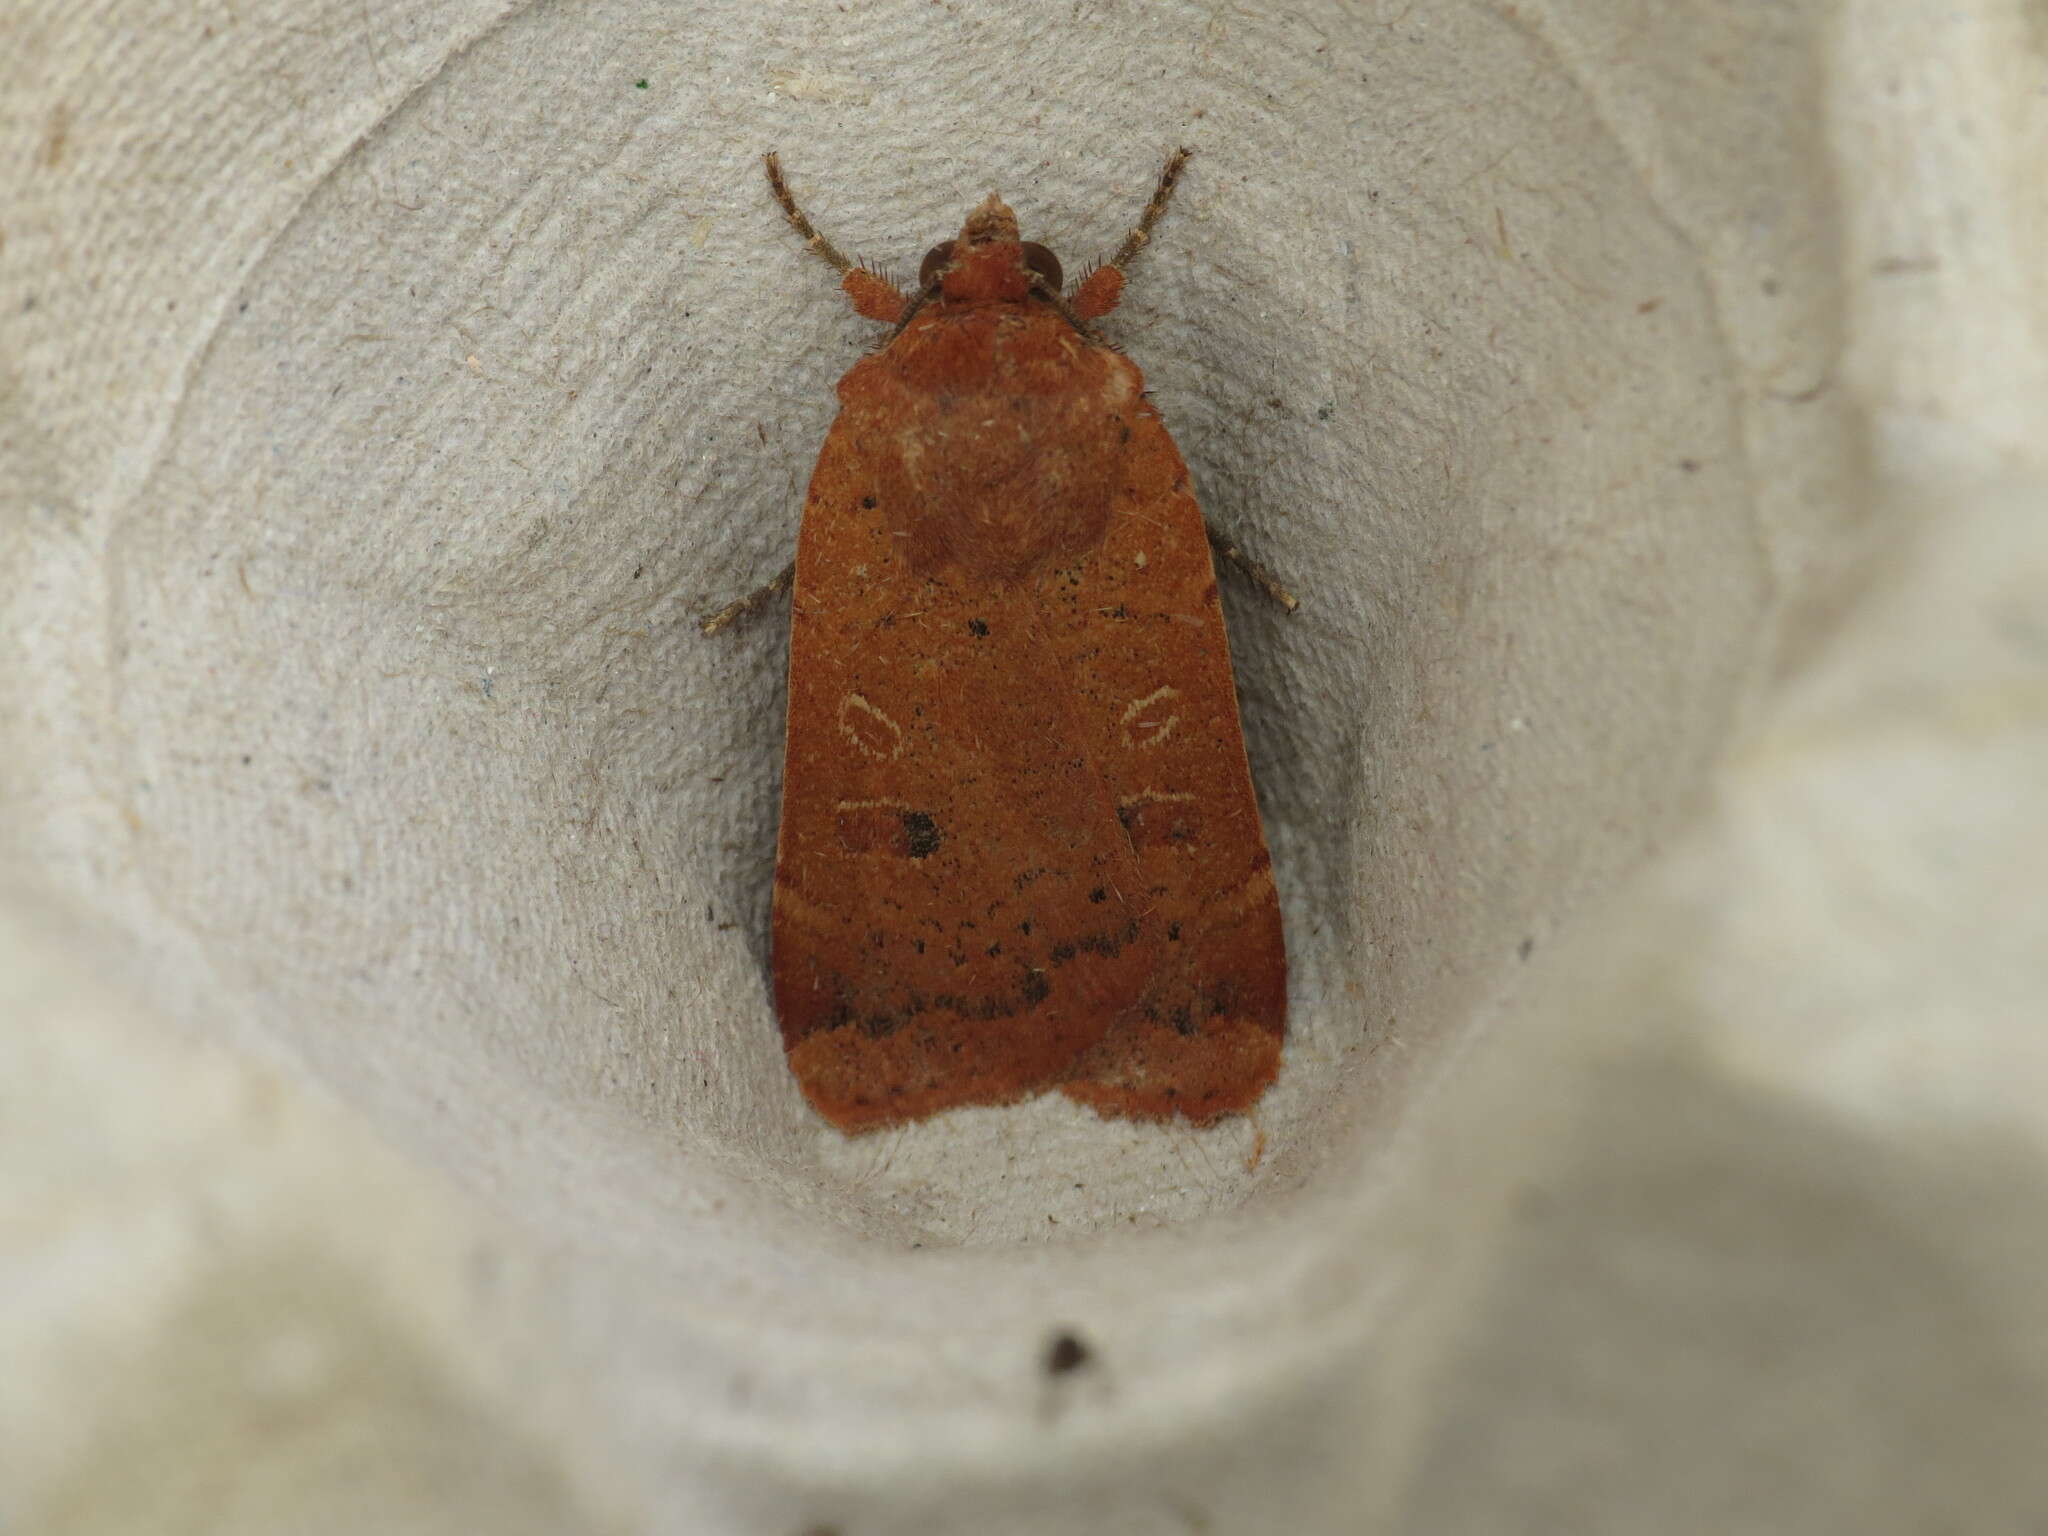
[1021,241,1064,292]
[919,241,956,288]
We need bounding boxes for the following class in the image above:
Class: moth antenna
[1032,274,1105,341]
[766,153,910,325]
[1106,146,1190,273]
[764,151,857,276]
[877,278,942,346]
[1071,148,1192,321]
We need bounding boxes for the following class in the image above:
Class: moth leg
[1071,147,1191,322]
[763,152,908,325]
[700,560,795,636]
[1205,522,1299,612]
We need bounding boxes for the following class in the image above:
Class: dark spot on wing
[902,810,941,859]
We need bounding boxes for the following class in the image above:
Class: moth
[706,150,1291,1131]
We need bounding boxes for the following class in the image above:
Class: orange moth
[706,150,1291,1131]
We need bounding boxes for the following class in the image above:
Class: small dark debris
[1044,1329,1093,1376]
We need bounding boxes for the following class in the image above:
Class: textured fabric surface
[4,1,2045,1530]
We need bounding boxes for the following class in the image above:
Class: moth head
[920,193,1064,303]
